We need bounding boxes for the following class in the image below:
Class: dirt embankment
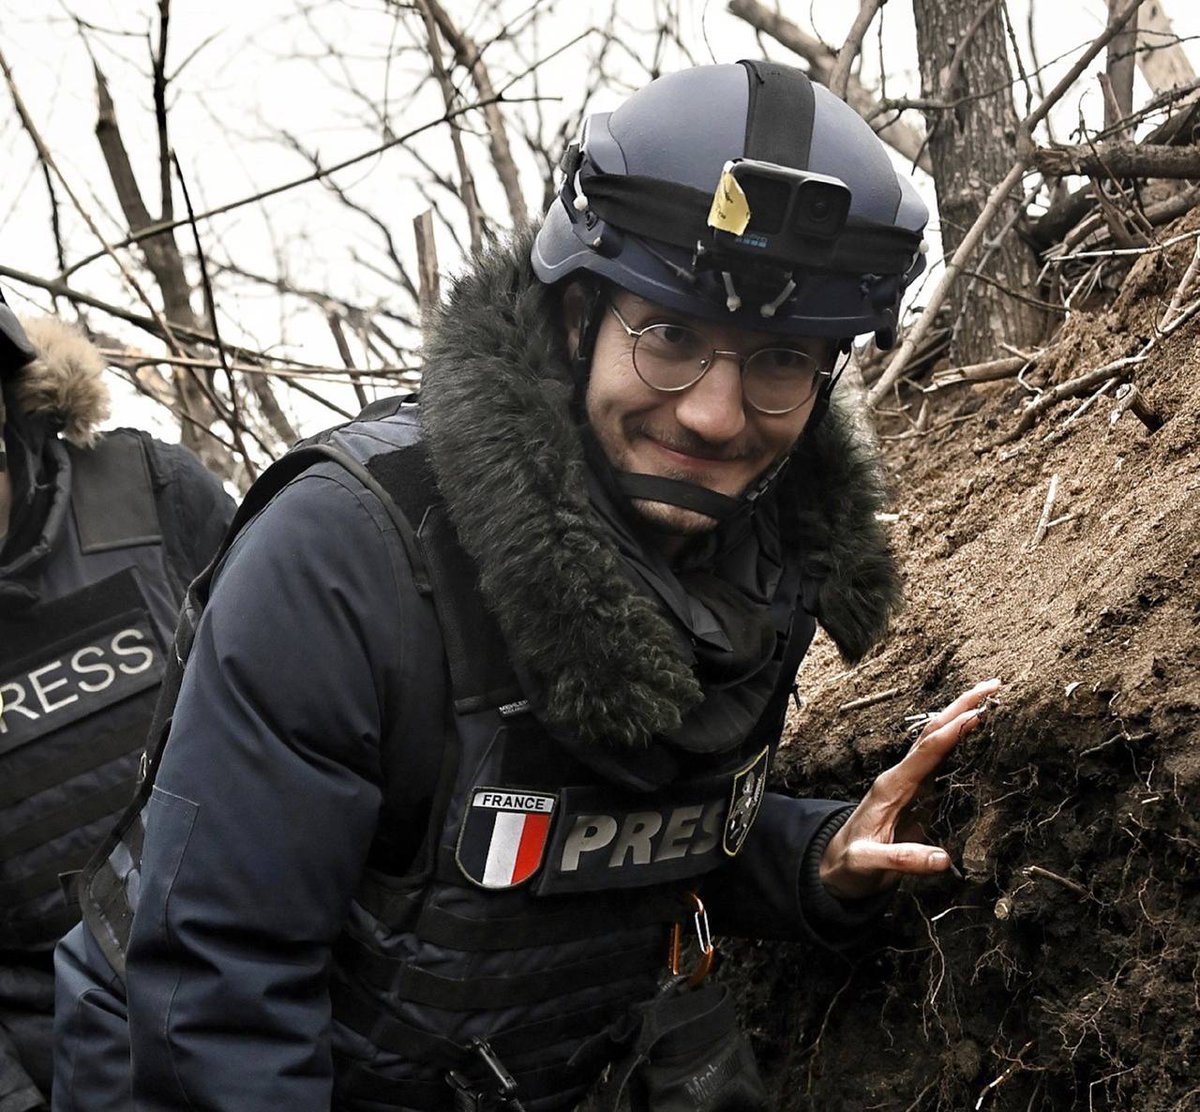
[739,220,1200,1111]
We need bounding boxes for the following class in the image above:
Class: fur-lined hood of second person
[4,316,111,447]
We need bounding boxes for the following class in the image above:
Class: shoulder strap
[68,433,162,552]
[77,437,439,971]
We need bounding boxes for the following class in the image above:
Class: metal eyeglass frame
[606,302,830,415]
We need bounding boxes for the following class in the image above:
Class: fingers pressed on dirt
[917,678,1002,741]
[846,839,951,876]
[896,707,985,784]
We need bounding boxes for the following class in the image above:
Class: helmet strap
[615,472,739,522]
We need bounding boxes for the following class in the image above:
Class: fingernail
[929,850,950,869]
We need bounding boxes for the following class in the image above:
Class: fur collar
[10,317,110,447]
[420,231,900,749]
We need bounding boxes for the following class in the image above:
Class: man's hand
[819,678,1002,901]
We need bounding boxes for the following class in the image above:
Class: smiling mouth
[643,433,746,466]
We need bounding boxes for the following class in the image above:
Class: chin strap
[615,448,794,525]
[615,473,740,521]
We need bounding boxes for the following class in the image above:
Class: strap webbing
[616,473,739,522]
[0,721,144,809]
[1,776,137,860]
[410,892,680,951]
[740,59,814,170]
[364,443,524,713]
[582,173,920,276]
[337,933,663,1010]
[332,975,626,1069]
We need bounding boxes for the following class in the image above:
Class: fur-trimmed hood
[420,231,900,750]
[6,316,110,447]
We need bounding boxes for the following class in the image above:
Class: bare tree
[911,0,1045,366]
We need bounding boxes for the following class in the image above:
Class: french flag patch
[456,788,557,889]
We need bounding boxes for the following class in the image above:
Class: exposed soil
[734,216,1200,1111]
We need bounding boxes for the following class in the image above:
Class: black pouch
[586,979,767,1112]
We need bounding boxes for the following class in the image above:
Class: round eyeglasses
[607,303,830,416]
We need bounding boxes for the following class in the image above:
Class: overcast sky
[2,0,1197,439]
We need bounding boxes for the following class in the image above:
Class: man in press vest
[56,62,998,1111]
[0,292,232,1111]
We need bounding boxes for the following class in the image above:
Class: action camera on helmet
[694,160,853,300]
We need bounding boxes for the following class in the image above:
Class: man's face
[574,288,832,543]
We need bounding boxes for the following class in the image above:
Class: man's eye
[642,324,704,359]
[657,325,691,346]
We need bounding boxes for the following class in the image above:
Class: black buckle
[445,1038,526,1112]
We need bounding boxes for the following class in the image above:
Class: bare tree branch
[829,0,887,101]
[415,0,484,253]
[1033,139,1200,178]
[0,44,184,357]
[420,0,527,227]
[60,90,532,280]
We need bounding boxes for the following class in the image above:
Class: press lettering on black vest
[558,800,724,874]
[0,614,163,755]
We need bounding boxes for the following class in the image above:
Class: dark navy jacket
[54,408,870,1112]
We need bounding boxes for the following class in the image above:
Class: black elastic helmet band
[740,59,814,169]
[578,172,921,278]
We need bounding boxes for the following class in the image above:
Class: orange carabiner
[668,891,715,987]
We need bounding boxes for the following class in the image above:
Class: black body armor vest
[80,402,815,1111]
[1,432,182,950]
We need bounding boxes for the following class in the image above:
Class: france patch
[456,788,557,889]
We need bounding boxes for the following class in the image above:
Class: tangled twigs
[1161,236,1200,329]
[1003,356,1143,441]
[1002,258,1200,440]
[868,0,1146,408]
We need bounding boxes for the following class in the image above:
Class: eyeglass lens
[633,323,820,414]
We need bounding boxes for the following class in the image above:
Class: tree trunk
[912,0,1044,365]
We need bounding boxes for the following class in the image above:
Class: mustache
[638,425,759,462]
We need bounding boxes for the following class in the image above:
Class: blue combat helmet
[533,60,928,350]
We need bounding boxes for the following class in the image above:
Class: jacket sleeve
[124,468,415,1112]
[702,793,889,947]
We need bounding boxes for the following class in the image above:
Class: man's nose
[672,353,747,443]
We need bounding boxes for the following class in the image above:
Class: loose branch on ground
[837,687,902,714]
[1029,474,1062,550]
